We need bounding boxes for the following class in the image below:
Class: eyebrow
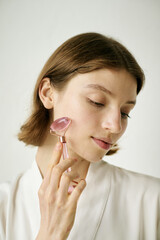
[84,84,136,105]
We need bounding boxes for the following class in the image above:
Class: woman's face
[52,68,137,163]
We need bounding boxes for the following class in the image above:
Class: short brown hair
[18,32,145,155]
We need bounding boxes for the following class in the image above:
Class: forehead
[67,68,137,99]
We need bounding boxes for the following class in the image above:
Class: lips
[91,137,112,150]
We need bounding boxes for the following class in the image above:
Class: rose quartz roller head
[50,117,71,160]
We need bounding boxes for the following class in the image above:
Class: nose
[101,107,122,134]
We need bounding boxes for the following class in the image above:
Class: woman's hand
[36,142,86,240]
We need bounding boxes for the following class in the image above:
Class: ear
[38,78,54,109]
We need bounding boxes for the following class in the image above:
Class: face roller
[50,117,71,167]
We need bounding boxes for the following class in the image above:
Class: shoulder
[0,174,22,207]
[0,172,24,203]
[0,173,25,238]
[105,161,160,199]
[0,161,41,238]
[0,180,11,197]
[115,164,160,186]
[0,181,11,213]
[0,180,12,238]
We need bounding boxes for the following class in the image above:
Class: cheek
[120,120,128,136]
[65,103,97,145]
[53,95,98,144]
[67,109,95,138]
[67,97,96,125]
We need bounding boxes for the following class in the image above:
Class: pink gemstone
[50,117,71,135]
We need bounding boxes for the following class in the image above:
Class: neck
[36,130,90,181]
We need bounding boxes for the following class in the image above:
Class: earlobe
[38,78,54,109]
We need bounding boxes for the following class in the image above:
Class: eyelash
[88,99,131,119]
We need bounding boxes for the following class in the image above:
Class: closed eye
[121,112,131,119]
[88,99,104,107]
[88,98,131,119]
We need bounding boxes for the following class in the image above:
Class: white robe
[0,160,160,240]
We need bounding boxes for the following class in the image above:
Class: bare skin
[36,68,137,239]
[36,125,90,183]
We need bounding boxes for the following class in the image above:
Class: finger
[69,179,86,204]
[58,171,80,199]
[49,158,77,193]
[40,142,63,191]
[46,142,63,175]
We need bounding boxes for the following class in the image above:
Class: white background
[0,0,160,182]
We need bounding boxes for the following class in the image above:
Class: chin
[86,152,106,163]
[67,136,109,162]
[68,144,106,163]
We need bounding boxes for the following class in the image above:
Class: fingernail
[80,179,86,188]
[68,186,74,194]
[65,167,71,173]
[55,142,62,151]
[80,179,86,184]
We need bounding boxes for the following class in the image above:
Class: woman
[0,32,159,240]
